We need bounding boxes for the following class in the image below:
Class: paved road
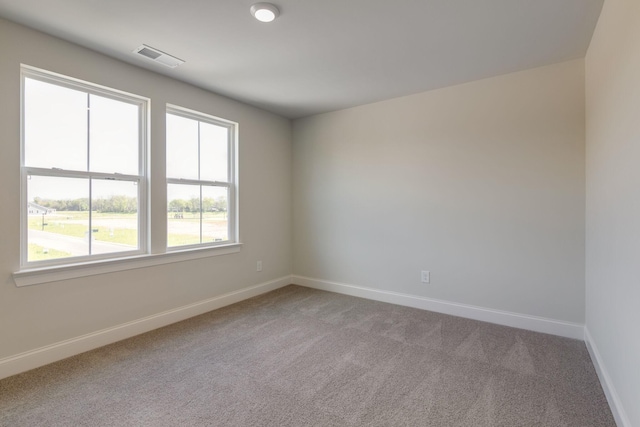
[29,229,136,256]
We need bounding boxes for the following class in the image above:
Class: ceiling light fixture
[250,3,279,23]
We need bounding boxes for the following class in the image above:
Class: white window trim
[13,243,243,287]
[166,104,239,249]
[20,65,150,269]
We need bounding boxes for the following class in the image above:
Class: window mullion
[87,93,92,255]
[87,93,91,172]
[199,185,203,244]
[198,122,203,244]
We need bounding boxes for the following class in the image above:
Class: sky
[25,77,229,203]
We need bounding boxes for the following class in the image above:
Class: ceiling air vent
[133,45,185,68]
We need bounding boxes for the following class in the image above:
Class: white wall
[0,19,292,362]
[585,0,640,424]
[293,59,586,324]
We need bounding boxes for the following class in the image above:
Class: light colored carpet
[0,285,615,426]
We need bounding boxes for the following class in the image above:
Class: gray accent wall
[293,59,586,323]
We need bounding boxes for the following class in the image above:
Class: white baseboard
[584,328,631,427]
[292,275,585,340]
[0,275,292,381]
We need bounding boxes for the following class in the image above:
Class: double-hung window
[17,66,239,285]
[21,66,147,266]
[166,105,237,249]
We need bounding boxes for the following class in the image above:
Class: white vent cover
[133,45,185,68]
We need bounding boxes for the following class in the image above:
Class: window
[16,66,240,284]
[166,105,237,249]
[21,66,147,267]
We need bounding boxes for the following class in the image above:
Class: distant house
[28,202,56,215]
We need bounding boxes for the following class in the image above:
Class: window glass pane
[167,114,199,179]
[89,94,139,175]
[200,122,228,182]
[167,183,201,247]
[24,78,87,170]
[27,176,89,261]
[202,186,229,243]
[91,179,138,254]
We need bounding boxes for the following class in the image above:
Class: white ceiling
[0,0,603,119]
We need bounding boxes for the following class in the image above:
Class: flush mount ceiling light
[250,3,279,23]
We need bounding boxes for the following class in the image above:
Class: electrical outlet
[257,261,263,272]
[421,270,430,283]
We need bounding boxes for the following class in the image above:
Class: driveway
[29,229,136,256]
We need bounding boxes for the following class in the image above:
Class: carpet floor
[0,285,615,426]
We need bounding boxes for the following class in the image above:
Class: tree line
[169,197,227,213]
[33,196,227,214]
[33,196,137,213]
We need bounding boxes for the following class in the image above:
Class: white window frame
[20,65,149,268]
[166,104,239,250]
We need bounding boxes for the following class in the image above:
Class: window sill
[13,243,242,287]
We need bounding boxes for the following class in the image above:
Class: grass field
[29,214,138,247]
[28,211,228,252]
[28,243,71,261]
[166,232,227,247]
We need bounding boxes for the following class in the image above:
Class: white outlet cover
[421,271,430,283]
